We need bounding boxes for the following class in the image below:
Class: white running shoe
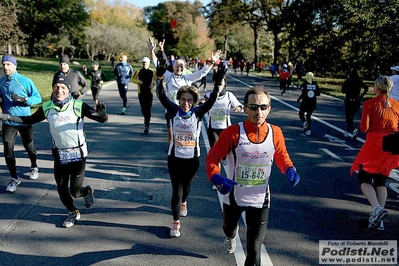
[303,121,308,130]
[212,185,218,191]
[170,221,181,237]
[224,237,236,254]
[62,209,81,228]
[368,206,388,229]
[377,220,384,231]
[84,185,95,210]
[6,177,21,193]
[29,167,39,180]
[224,226,239,254]
[304,130,311,136]
[352,128,359,141]
[180,202,187,217]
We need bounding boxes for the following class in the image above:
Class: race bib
[58,147,82,164]
[210,108,227,122]
[169,90,178,102]
[237,164,269,187]
[174,131,195,146]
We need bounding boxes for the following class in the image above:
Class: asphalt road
[0,71,398,266]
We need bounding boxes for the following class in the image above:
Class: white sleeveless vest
[168,112,201,159]
[45,101,88,157]
[225,122,274,208]
[207,92,232,129]
[165,73,192,103]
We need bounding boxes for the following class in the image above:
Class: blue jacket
[0,71,42,126]
[113,63,133,85]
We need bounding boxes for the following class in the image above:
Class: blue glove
[211,174,237,195]
[286,167,300,187]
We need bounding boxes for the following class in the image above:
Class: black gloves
[96,102,107,118]
[0,113,11,120]
[71,91,80,99]
[11,94,27,104]
[213,64,228,86]
[156,64,167,77]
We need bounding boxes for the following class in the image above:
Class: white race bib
[237,163,269,187]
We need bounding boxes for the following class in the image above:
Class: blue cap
[2,54,17,67]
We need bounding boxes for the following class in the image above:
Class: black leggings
[299,108,314,130]
[139,93,153,128]
[117,82,128,108]
[2,123,37,178]
[91,86,101,101]
[357,169,387,187]
[54,157,89,212]
[168,156,200,221]
[345,101,359,132]
[223,203,269,266]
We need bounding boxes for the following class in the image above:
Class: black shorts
[357,169,387,187]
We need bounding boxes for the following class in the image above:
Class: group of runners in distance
[1,37,399,266]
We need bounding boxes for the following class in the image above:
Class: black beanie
[59,54,70,65]
[53,75,72,91]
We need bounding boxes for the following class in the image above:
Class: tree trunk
[273,32,280,65]
[252,25,259,66]
[223,36,228,59]
[28,37,35,56]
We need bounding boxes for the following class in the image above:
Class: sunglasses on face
[177,64,184,69]
[246,103,270,111]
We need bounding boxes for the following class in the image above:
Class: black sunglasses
[246,104,270,111]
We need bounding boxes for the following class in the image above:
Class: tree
[0,0,25,53]
[144,0,213,58]
[205,0,242,59]
[207,0,266,65]
[17,0,89,56]
[85,0,151,61]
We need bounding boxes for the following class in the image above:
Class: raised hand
[213,63,228,86]
[211,50,222,63]
[158,39,165,51]
[146,37,156,51]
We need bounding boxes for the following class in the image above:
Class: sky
[128,0,211,9]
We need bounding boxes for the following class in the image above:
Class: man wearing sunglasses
[206,86,300,266]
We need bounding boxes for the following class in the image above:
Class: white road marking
[319,148,343,161]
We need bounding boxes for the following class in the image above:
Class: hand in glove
[0,113,11,120]
[11,94,27,104]
[71,91,80,99]
[286,167,300,187]
[211,174,237,195]
[156,63,167,77]
[213,64,228,87]
[96,102,107,117]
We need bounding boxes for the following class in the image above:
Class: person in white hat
[389,66,399,101]
[132,57,156,134]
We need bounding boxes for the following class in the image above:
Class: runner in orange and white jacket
[205,86,300,266]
